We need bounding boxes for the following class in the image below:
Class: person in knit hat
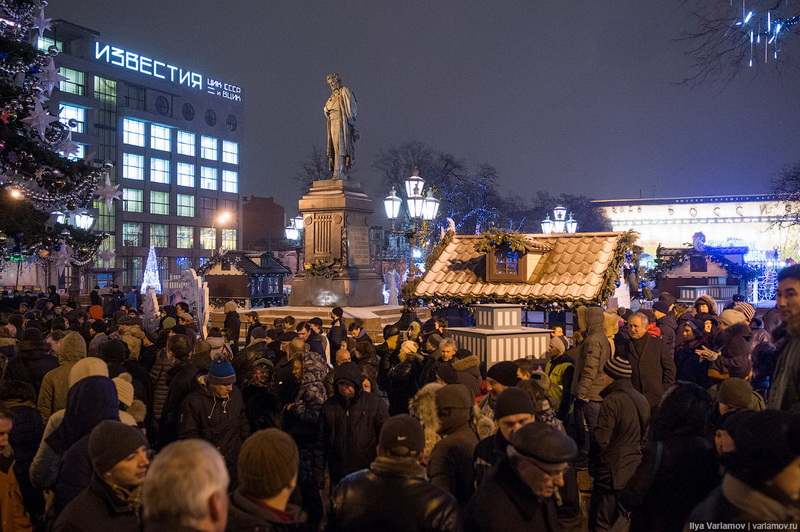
[689,410,800,524]
[652,300,678,355]
[589,356,651,531]
[328,414,460,531]
[225,428,307,530]
[473,387,536,485]
[53,420,149,531]
[479,361,519,419]
[38,330,88,423]
[5,327,59,398]
[178,356,250,484]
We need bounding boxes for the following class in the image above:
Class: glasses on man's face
[524,458,569,478]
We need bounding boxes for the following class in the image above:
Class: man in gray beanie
[54,420,149,531]
[466,422,578,531]
[590,356,650,532]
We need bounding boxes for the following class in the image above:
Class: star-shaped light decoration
[36,58,67,94]
[59,132,80,159]
[0,110,12,124]
[94,176,122,211]
[31,9,52,37]
[98,248,115,262]
[21,101,58,138]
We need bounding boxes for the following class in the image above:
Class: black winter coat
[157,359,198,449]
[53,474,140,532]
[674,338,711,389]
[314,364,388,485]
[387,353,423,415]
[327,457,461,532]
[178,376,250,480]
[5,341,58,396]
[225,489,307,532]
[465,457,561,532]
[708,322,753,381]
[592,379,650,490]
[617,334,676,407]
[224,311,241,355]
[655,314,677,355]
[620,434,719,532]
[428,423,479,506]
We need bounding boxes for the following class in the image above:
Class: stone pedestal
[289,179,383,307]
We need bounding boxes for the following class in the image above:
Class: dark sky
[47,1,800,213]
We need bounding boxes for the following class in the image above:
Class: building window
[124,83,146,110]
[150,158,170,184]
[176,162,195,187]
[150,223,169,247]
[155,96,170,115]
[199,197,217,220]
[64,143,86,162]
[121,257,143,288]
[150,191,170,215]
[123,153,145,180]
[59,105,85,133]
[176,257,193,272]
[176,225,194,248]
[205,109,217,126]
[495,250,519,275]
[58,67,84,96]
[36,36,63,53]
[200,228,216,250]
[220,199,237,216]
[689,256,707,272]
[226,115,237,132]
[94,77,117,127]
[177,194,195,217]
[150,124,171,151]
[200,136,218,160]
[486,245,529,282]
[123,188,144,212]
[222,141,238,164]
[221,170,238,193]
[177,131,195,156]
[122,222,143,246]
[182,103,195,121]
[200,167,217,190]
[123,118,145,147]
[222,229,237,250]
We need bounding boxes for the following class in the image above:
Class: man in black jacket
[617,312,676,410]
[157,334,197,449]
[54,420,149,531]
[244,311,263,347]
[327,414,461,531]
[314,362,388,488]
[466,422,578,532]
[589,356,650,532]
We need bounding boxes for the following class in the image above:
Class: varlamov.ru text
[688,523,798,531]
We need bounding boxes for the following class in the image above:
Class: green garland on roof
[424,230,453,272]
[474,228,535,253]
[645,248,762,282]
[597,229,639,303]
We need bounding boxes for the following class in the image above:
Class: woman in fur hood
[694,295,719,316]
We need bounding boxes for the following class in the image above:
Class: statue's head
[326,73,342,89]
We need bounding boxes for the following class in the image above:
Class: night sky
[47,1,800,214]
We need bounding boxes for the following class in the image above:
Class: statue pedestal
[289,179,383,307]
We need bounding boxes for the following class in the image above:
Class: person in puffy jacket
[178,357,250,485]
[314,362,388,487]
[702,310,753,383]
[37,330,86,423]
[328,414,461,532]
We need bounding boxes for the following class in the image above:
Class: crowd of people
[0,266,796,530]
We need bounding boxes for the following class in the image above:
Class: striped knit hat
[603,356,632,379]
[733,302,755,323]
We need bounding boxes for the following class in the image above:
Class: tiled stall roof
[414,232,626,305]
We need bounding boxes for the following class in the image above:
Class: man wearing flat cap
[466,422,577,531]
[327,414,461,531]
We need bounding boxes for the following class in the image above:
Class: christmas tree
[141,245,162,294]
[0,2,107,269]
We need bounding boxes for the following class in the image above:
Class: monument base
[288,270,382,307]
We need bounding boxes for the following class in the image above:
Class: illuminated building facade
[593,194,800,267]
[43,20,243,289]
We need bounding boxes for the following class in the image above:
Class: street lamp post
[383,168,440,278]
[541,206,578,234]
[284,215,304,273]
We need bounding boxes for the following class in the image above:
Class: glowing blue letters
[94,42,241,101]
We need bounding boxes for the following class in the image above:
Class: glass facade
[59,104,85,133]
[123,188,143,212]
[200,167,217,190]
[150,223,169,247]
[222,229,237,250]
[150,158,170,184]
[176,225,194,248]
[122,222,143,246]
[177,194,195,217]
[150,191,170,215]
[200,227,216,250]
[222,170,238,193]
[58,67,85,96]
[123,118,145,146]
[177,131,195,156]
[201,136,218,160]
[123,153,145,180]
[176,162,195,187]
[150,124,171,151]
[222,140,238,164]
